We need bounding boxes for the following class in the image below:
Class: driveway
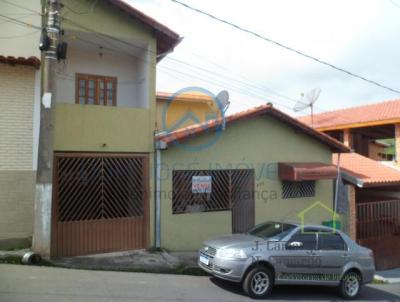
[0,264,399,302]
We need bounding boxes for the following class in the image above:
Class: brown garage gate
[51,152,149,258]
[356,199,400,270]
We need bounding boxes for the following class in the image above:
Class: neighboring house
[156,91,220,132]
[155,104,350,251]
[299,100,400,269]
[0,0,41,249]
[333,153,400,269]
[369,140,392,161]
[298,99,400,163]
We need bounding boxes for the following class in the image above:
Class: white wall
[55,47,149,108]
[0,0,41,58]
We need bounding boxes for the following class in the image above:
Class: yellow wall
[160,116,337,251]
[54,103,152,152]
[156,99,220,131]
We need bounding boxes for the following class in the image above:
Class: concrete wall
[160,116,337,251]
[0,64,39,247]
[156,99,218,132]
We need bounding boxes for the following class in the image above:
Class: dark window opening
[282,181,315,199]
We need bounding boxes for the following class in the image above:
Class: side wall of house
[160,116,336,251]
[0,64,39,248]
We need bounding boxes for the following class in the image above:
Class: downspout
[334,153,341,213]
[155,140,167,248]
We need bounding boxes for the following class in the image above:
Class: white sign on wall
[192,176,212,194]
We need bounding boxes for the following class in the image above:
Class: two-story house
[44,0,181,258]
[0,0,181,257]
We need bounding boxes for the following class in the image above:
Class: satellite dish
[216,90,230,111]
[293,88,321,127]
[215,90,230,130]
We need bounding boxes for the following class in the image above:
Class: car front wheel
[339,271,362,299]
[242,266,274,299]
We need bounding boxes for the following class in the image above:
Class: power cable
[170,0,400,94]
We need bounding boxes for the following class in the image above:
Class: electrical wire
[0,29,40,39]
[170,0,400,94]
[0,13,41,29]
[0,0,42,15]
[3,0,380,124]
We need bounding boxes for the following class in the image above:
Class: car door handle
[306,250,317,256]
[342,253,350,258]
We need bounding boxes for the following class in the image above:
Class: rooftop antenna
[293,88,321,127]
[216,90,230,130]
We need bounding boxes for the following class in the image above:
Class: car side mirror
[287,241,303,249]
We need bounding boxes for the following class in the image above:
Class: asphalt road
[0,264,399,302]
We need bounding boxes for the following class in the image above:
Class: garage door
[51,153,149,258]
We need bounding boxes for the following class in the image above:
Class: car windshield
[247,222,296,240]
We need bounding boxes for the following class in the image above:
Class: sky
[129,0,400,116]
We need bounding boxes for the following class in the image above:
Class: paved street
[0,264,399,302]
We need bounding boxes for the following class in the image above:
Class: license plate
[199,254,209,265]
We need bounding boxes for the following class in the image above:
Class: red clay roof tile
[333,153,400,187]
[298,99,400,130]
[0,55,40,69]
[156,103,350,153]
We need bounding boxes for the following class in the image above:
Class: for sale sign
[192,176,212,194]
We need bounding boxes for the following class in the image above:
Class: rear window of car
[318,233,347,251]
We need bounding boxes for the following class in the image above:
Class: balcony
[54,103,153,152]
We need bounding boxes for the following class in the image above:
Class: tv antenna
[216,90,230,129]
[293,88,321,127]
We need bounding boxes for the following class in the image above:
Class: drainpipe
[155,140,167,248]
[334,153,341,213]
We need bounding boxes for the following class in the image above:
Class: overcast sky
[130,0,400,116]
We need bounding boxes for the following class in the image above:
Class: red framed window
[75,73,117,106]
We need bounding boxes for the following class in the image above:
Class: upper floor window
[75,73,117,106]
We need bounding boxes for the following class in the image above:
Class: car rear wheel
[243,266,273,299]
[339,271,362,299]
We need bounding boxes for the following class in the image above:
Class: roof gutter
[340,171,365,188]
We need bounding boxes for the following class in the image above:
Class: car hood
[203,233,260,249]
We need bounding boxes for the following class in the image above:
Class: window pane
[79,96,85,104]
[79,79,85,88]
[318,234,346,251]
[79,87,85,97]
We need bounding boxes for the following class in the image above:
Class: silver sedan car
[198,221,375,299]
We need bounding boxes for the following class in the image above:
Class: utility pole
[32,0,61,257]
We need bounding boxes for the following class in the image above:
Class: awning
[278,162,338,181]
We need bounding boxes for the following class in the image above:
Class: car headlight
[216,248,247,259]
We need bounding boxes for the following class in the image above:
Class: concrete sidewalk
[52,250,199,273]
[375,268,400,284]
[0,248,199,273]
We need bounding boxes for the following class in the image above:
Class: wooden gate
[51,153,149,258]
[356,199,400,270]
